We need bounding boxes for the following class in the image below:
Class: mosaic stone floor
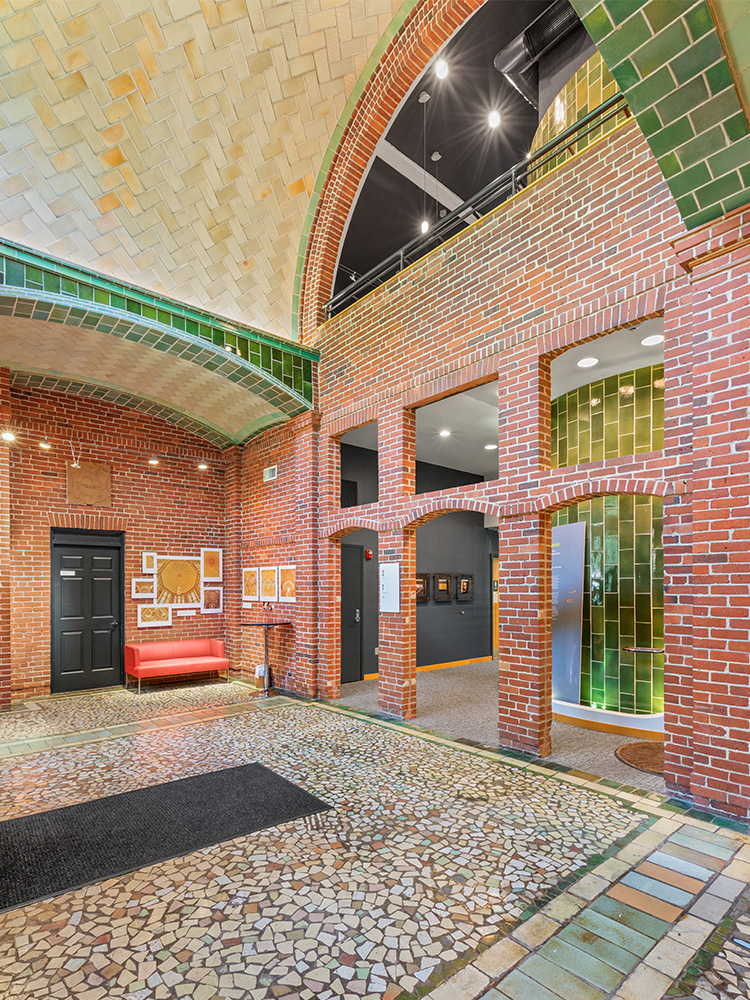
[0,682,256,743]
[0,695,648,1000]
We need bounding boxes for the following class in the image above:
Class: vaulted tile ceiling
[0,0,399,342]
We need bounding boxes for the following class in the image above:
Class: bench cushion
[126,656,229,678]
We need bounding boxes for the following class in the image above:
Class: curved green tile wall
[551,364,665,715]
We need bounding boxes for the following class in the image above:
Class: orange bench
[124,639,230,694]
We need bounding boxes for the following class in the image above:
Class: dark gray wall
[340,446,494,670]
[341,443,378,506]
[342,528,379,678]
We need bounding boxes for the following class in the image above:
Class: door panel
[340,545,364,684]
[51,536,123,693]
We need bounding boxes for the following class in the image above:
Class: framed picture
[155,555,202,608]
[201,585,223,613]
[131,577,155,599]
[201,547,223,582]
[415,572,429,603]
[137,605,172,628]
[278,565,296,603]
[434,573,452,602]
[142,552,156,574]
[456,573,474,602]
[260,566,278,601]
[243,567,259,602]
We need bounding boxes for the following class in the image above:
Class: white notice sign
[379,562,400,613]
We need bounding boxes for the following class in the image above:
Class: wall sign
[379,562,400,613]
[66,461,111,506]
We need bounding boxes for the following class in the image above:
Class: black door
[51,530,124,693]
[341,544,363,683]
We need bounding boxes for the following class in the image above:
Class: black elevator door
[340,544,363,683]
[51,540,122,693]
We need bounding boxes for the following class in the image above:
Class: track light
[1,430,15,442]
[435,59,448,80]
[148,456,159,466]
[488,110,501,128]
[39,438,51,450]
[198,460,208,470]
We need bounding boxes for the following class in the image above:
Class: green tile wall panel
[571,0,750,230]
[551,364,664,715]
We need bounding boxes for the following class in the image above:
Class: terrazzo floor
[1,683,746,1000]
[338,662,667,793]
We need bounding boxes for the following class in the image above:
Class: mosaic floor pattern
[0,699,644,1000]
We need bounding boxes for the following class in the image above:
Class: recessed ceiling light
[439,429,451,437]
[39,438,51,450]
[1,430,15,442]
[488,110,501,129]
[198,461,208,470]
[641,334,664,346]
[148,457,159,466]
[576,357,599,368]
[421,220,429,234]
[484,444,497,450]
[435,59,448,79]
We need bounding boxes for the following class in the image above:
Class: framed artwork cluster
[418,573,474,604]
[132,547,223,627]
[243,565,296,605]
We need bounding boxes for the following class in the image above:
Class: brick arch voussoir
[325,518,382,541]
[530,478,678,516]
[300,0,483,342]
[397,497,499,532]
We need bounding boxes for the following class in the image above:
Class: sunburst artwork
[155,556,202,607]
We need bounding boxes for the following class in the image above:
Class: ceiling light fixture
[224,344,233,352]
[148,457,159,466]
[1,430,15,442]
[421,220,429,234]
[641,334,664,346]
[39,438,51,450]
[484,444,497,450]
[488,110,501,129]
[439,429,451,438]
[435,58,448,79]
[576,357,599,368]
[198,460,208,470]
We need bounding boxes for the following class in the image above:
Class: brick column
[378,401,415,498]
[223,446,243,676]
[0,369,9,710]
[292,413,320,697]
[377,529,416,719]
[318,535,340,701]
[497,514,552,756]
[674,210,750,818]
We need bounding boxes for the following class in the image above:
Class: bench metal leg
[138,677,141,696]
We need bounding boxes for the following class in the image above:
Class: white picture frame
[259,566,278,602]
[131,577,155,599]
[201,584,223,614]
[137,605,172,628]
[243,566,259,602]
[201,547,223,582]
[278,565,296,603]
[142,551,157,574]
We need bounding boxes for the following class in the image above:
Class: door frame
[50,528,126,693]
[340,542,364,683]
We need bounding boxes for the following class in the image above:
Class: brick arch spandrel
[299,0,483,343]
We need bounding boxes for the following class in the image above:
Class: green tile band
[0,239,317,413]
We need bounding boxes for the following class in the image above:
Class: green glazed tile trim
[0,239,317,410]
[291,0,422,339]
[571,0,750,230]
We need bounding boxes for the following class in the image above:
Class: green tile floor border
[571,0,750,230]
[0,238,317,418]
[666,889,750,997]
[290,0,421,340]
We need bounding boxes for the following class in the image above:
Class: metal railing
[325,93,628,319]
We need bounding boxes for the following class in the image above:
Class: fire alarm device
[365,549,373,560]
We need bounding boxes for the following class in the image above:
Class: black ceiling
[333,0,559,299]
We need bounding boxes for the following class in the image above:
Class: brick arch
[528,477,685,516]
[326,518,382,541]
[297,0,483,343]
[396,497,499,532]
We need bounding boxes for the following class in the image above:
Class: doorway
[340,544,363,683]
[50,529,125,693]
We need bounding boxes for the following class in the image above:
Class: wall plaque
[66,461,112,507]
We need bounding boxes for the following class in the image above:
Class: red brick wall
[308,116,750,819]
[7,386,228,699]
